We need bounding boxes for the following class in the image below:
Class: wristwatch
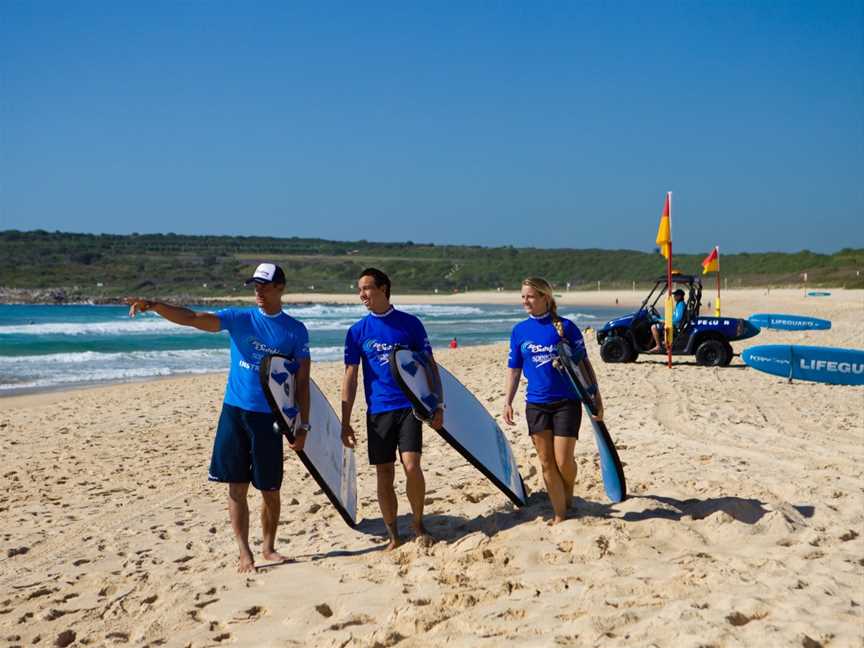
[296,423,312,434]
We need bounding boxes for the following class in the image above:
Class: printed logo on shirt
[521,340,558,368]
[243,336,285,370]
[362,338,393,366]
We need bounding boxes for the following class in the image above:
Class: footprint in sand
[26,587,56,600]
[105,631,130,643]
[463,491,489,504]
[726,610,768,626]
[194,598,219,610]
[327,613,374,631]
[226,605,267,624]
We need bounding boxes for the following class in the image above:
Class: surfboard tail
[588,416,627,503]
[390,347,527,507]
[259,353,358,527]
[556,341,627,503]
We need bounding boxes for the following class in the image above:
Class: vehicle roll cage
[640,274,703,324]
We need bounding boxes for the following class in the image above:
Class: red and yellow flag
[656,193,671,259]
[702,246,720,274]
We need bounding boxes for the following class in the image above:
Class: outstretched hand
[125,297,153,318]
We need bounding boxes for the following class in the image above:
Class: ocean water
[0,303,627,393]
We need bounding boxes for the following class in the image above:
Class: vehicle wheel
[719,342,733,366]
[600,336,634,363]
[695,339,728,367]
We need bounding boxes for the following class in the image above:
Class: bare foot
[261,549,290,564]
[238,549,255,573]
[382,520,402,551]
[411,522,435,547]
[646,346,661,354]
[548,514,567,526]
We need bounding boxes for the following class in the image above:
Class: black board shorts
[367,407,423,465]
[525,399,582,438]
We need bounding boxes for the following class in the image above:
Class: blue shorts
[208,403,283,491]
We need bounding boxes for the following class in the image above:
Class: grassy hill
[1,230,861,301]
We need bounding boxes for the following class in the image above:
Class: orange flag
[656,193,671,259]
[702,246,720,274]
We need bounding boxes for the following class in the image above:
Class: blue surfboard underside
[590,419,625,503]
[748,313,832,331]
[742,344,864,385]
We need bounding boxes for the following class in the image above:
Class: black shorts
[367,407,423,465]
[525,399,582,438]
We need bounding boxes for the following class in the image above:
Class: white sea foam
[0,346,347,392]
[286,304,368,317]
[0,348,229,366]
[0,318,206,336]
[296,319,360,332]
[561,312,603,322]
[310,346,344,362]
[424,317,524,326]
[0,366,218,391]
[397,305,486,317]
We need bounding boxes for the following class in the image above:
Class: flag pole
[666,192,673,369]
[715,246,721,317]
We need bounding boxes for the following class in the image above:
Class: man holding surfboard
[126,263,311,573]
[341,268,443,550]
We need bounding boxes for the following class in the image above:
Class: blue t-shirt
[217,307,310,413]
[344,307,433,414]
[673,300,686,327]
[508,314,586,404]
[653,300,686,327]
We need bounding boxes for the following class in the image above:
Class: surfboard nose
[739,319,761,340]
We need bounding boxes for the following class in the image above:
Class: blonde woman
[503,277,603,524]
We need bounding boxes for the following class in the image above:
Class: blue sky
[1,1,862,253]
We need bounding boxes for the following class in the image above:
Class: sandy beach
[1,289,862,647]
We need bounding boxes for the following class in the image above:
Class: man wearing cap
[126,262,310,573]
[648,288,687,353]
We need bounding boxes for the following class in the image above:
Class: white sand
[1,289,862,647]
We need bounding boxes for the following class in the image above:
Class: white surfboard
[389,346,526,506]
[260,354,358,527]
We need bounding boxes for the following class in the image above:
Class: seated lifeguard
[648,289,685,353]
